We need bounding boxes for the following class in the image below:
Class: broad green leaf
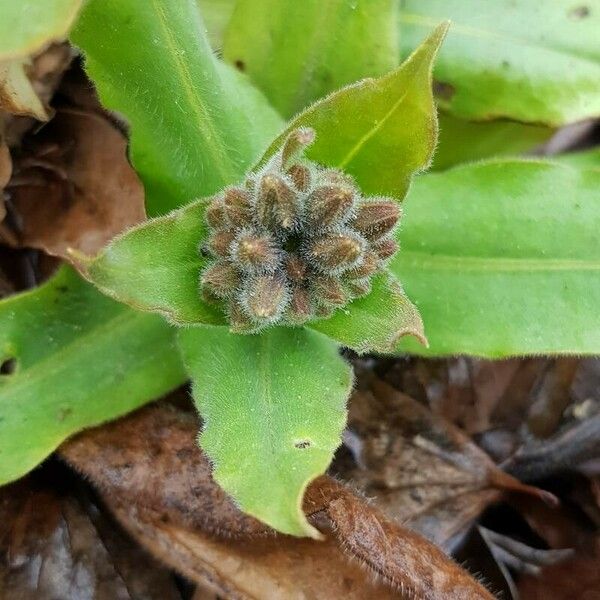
[555,147,600,170]
[392,159,600,357]
[0,0,82,60]
[179,325,352,537]
[309,273,425,354]
[223,0,399,118]
[71,0,283,216]
[400,1,600,125]
[86,199,224,326]
[432,113,552,171]
[0,267,186,485]
[259,23,448,200]
[198,0,236,50]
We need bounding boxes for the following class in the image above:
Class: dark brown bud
[232,230,279,273]
[205,198,226,228]
[287,163,311,191]
[285,253,308,283]
[208,229,235,257]
[346,278,371,298]
[281,128,315,168]
[315,304,334,319]
[345,251,380,280]
[312,276,347,306]
[228,299,256,333]
[373,237,398,260]
[307,185,354,228]
[201,262,240,298]
[352,200,400,241]
[243,273,289,323]
[308,230,365,274]
[223,187,253,227]
[286,286,312,324]
[257,173,300,230]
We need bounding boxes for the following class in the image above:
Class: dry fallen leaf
[6,107,145,259]
[61,402,494,599]
[339,378,554,550]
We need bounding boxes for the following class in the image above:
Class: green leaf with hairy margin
[179,325,352,537]
[392,159,600,357]
[0,0,82,59]
[71,0,283,215]
[399,1,600,125]
[223,0,399,118]
[555,147,600,170]
[432,113,552,171]
[86,199,224,326]
[0,267,186,485]
[259,22,447,199]
[309,273,425,354]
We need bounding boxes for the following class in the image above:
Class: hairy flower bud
[352,200,400,241]
[257,173,300,230]
[199,127,402,333]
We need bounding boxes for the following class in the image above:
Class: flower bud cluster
[200,128,400,333]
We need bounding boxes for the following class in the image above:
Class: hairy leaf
[0,267,186,485]
[259,23,448,199]
[0,0,82,60]
[223,0,399,118]
[555,147,600,170]
[399,1,600,125]
[178,326,352,537]
[71,0,283,215]
[392,159,600,357]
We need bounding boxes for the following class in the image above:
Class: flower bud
[281,128,315,168]
[345,278,371,298]
[345,251,379,280]
[352,200,400,241]
[286,286,312,324]
[257,173,300,230]
[308,230,365,274]
[205,198,226,228]
[223,187,253,227]
[228,299,257,333]
[286,163,311,191]
[242,272,289,323]
[312,276,347,306]
[373,237,398,260]
[285,253,308,283]
[231,229,279,273]
[201,262,240,298]
[208,230,235,257]
[306,185,354,228]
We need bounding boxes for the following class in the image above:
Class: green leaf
[178,325,352,537]
[554,147,600,170]
[197,0,237,50]
[309,273,425,354]
[391,159,600,357]
[0,0,82,60]
[0,267,186,485]
[432,113,552,171]
[259,22,448,200]
[399,1,600,125]
[223,0,399,118]
[86,199,224,326]
[71,0,283,216]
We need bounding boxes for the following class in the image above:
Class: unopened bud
[286,286,312,324]
[308,230,365,274]
[285,253,308,283]
[281,128,315,168]
[257,173,300,230]
[201,262,240,298]
[307,185,354,228]
[345,251,379,280]
[232,230,279,273]
[223,187,253,227]
[373,237,398,260]
[287,163,311,191]
[228,299,257,333]
[243,273,289,323]
[312,276,347,306]
[208,229,235,257]
[206,198,226,228]
[352,200,400,241]
[346,278,371,298]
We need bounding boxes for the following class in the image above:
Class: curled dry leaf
[61,402,492,599]
[5,107,145,260]
[339,378,555,549]
[0,478,180,600]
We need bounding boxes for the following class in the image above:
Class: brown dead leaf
[61,402,493,599]
[0,478,180,600]
[5,107,145,259]
[338,378,555,549]
[0,138,11,223]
